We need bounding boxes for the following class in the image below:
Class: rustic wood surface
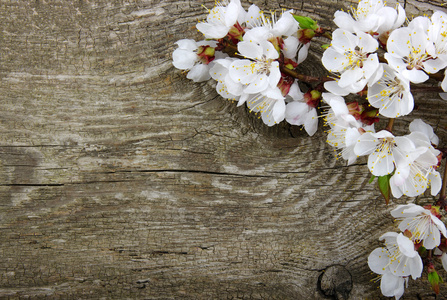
[1,0,447,299]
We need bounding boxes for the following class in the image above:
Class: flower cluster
[369,204,447,299]
[324,1,447,106]
[322,0,444,200]
[172,1,447,298]
[172,0,320,134]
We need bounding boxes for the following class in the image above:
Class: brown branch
[279,66,332,83]
[385,118,394,133]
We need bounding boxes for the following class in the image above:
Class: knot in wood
[318,265,352,300]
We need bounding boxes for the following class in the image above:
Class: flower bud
[425,205,442,219]
[359,105,379,125]
[304,90,321,108]
[197,46,215,65]
[277,74,294,97]
[297,28,315,44]
[293,15,319,30]
[227,22,245,44]
[346,102,361,120]
[428,267,442,294]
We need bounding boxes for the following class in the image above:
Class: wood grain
[0,0,446,299]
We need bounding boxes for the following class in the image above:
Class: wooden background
[1,0,447,299]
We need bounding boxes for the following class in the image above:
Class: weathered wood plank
[0,0,446,299]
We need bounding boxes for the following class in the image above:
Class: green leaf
[378,174,392,205]
[428,270,442,294]
[293,15,318,30]
[368,175,376,184]
[418,246,427,257]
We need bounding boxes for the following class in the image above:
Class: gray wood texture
[0,0,446,299]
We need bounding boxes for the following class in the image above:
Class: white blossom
[368,232,423,299]
[385,18,445,83]
[409,119,439,146]
[354,130,416,176]
[172,39,218,82]
[245,87,286,126]
[209,58,244,100]
[229,39,281,94]
[391,204,446,249]
[322,93,375,164]
[196,0,245,39]
[333,0,405,37]
[322,29,380,93]
[367,64,413,118]
[389,130,441,198]
[285,82,318,136]
[242,9,304,61]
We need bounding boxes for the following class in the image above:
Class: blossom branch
[385,118,394,133]
[279,65,332,83]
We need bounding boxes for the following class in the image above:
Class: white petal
[362,54,380,81]
[331,29,356,53]
[442,253,447,272]
[225,74,243,96]
[271,99,286,123]
[243,27,269,44]
[244,4,261,27]
[187,64,211,82]
[353,132,379,156]
[244,73,269,94]
[423,58,447,74]
[224,1,240,27]
[380,272,405,298]
[297,43,310,64]
[262,40,279,60]
[175,39,198,51]
[322,48,350,73]
[397,233,416,258]
[287,81,304,101]
[380,231,398,243]
[390,179,404,198]
[409,119,438,145]
[196,22,229,39]
[401,205,426,216]
[429,171,442,197]
[304,109,318,136]
[229,59,259,85]
[323,81,350,96]
[268,61,281,88]
[402,68,429,84]
[442,70,447,92]
[333,11,356,32]
[387,27,412,58]
[283,36,299,59]
[368,247,390,275]
[272,11,298,37]
[391,204,417,218]
[384,53,408,74]
[338,68,364,88]
[172,49,197,70]
[238,40,263,60]
[285,101,308,125]
[394,5,406,29]
[368,149,394,176]
[408,255,423,279]
[431,213,447,238]
[237,92,249,106]
[357,31,378,53]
